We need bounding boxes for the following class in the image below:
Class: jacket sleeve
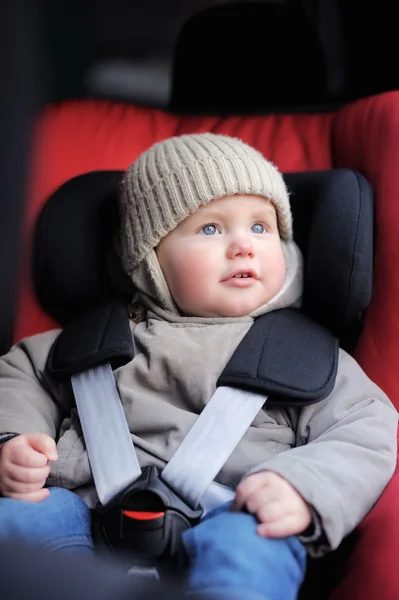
[0,329,68,439]
[245,348,398,556]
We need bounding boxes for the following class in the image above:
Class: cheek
[163,249,215,308]
[263,245,287,290]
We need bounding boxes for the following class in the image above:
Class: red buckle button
[123,510,165,521]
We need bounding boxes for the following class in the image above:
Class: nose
[226,236,254,259]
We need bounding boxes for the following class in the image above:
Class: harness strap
[162,386,266,509]
[72,365,265,510]
[71,363,141,506]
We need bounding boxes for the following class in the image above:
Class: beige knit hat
[119,133,292,276]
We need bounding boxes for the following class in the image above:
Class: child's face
[157,194,287,317]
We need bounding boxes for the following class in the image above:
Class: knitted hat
[119,133,292,275]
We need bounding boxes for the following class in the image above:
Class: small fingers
[252,499,288,524]
[4,488,50,503]
[7,443,49,469]
[257,514,308,538]
[25,433,58,462]
[5,463,50,485]
[232,473,272,512]
[1,475,48,495]
[245,484,285,515]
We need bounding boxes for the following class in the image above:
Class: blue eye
[251,223,265,234]
[201,224,219,235]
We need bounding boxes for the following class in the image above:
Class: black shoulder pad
[217,308,339,406]
[46,301,133,378]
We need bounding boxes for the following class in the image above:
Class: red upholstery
[15,92,399,598]
[329,92,399,600]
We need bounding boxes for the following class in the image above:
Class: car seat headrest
[33,169,373,352]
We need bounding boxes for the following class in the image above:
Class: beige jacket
[0,311,396,556]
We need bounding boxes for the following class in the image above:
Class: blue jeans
[183,502,307,600]
[0,490,306,599]
[0,487,93,553]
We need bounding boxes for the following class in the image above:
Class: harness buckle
[95,465,203,560]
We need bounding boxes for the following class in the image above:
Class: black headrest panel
[287,170,373,350]
[33,171,122,325]
[33,169,373,351]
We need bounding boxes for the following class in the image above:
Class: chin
[216,302,261,318]
[225,295,276,317]
[184,297,270,318]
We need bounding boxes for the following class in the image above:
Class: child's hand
[231,471,312,538]
[0,433,58,502]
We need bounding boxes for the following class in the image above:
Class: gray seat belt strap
[72,365,266,511]
[162,386,267,509]
[71,363,142,506]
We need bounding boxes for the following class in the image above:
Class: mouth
[221,270,259,288]
[222,269,258,282]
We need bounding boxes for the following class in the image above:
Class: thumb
[25,433,58,462]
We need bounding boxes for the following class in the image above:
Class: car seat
[9,90,399,599]
[31,164,373,577]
